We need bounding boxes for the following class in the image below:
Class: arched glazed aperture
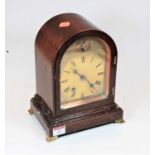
[60,36,111,109]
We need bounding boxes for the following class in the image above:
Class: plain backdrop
[5,0,150,155]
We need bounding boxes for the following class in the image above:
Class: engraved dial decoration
[60,36,111,109]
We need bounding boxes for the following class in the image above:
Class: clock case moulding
[29,13,124,141]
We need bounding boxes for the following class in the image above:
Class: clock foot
[46,136,57,142]
[28,108,34,115]
[115,118,125,124]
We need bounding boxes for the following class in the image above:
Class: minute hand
[85,77,95,90]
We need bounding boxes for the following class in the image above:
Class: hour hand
[73,69,78,75]
[72,69,83,78]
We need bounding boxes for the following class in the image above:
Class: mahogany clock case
[29,13,124,138]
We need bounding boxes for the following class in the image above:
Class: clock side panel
[35,47,55,114]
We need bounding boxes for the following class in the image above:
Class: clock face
[60,36,111,109]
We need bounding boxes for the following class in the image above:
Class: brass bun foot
[46,136,58,142]
[115,118,125,124]
[28,108,34,115]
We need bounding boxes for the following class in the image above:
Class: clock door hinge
[113,56,117,65]
[112,87,115,95]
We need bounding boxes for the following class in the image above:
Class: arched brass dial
[60,36,111,109]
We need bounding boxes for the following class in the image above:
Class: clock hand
[73,69,95,89]
[73,69,86,80]
[73,69,80,75]
[85,77,96,90]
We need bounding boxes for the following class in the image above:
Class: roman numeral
[98,72,104,75]
[95,80,101,85]
[81,92,84,99]
[64,87,70,93]
[90,56,95,62]
[81,56,85,63]
[61,79,68,83]
[96,63,102,68]
[71,87,76,97]
[64,71,70,73]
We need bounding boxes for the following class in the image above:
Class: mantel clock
[29,13,124,141]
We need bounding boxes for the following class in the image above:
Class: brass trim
[115,118,125,124]
[46,136,58,142]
